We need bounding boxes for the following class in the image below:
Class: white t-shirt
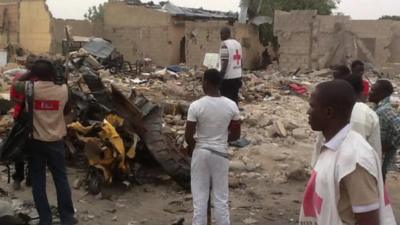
[351,102,382,158]
[187,96,240,153]
[220,39,242,79]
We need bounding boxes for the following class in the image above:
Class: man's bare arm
[220,59,228,78]
[228,120,241,142]
[220,44,229,78]
[355,210,379,225]
[185,121,197,156]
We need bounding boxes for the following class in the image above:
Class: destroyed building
[274,10,400,71]
[102,1,263,68]
[0,0,264,69]
[0,0,102,59]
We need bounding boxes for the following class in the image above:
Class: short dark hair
[31,59,56,80]
[316,80,356,117]
[204,69,222,86]
[333,65,350,79]
[351,60,364,70]
[220,27,231,35]
[376,79,394,97]
[343,74,364,94]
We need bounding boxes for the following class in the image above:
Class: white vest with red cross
[222,39,242,79]
[299,130,396,225]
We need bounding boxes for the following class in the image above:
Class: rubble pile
[2,36,399,198]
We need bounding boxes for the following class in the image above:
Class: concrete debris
[243,217,258,224]
[273,120,287,137]
[286,163,308,182]
[230,160,247,172]
[0,17,398,223]
[291,128,309,140]
[0,199,39,225]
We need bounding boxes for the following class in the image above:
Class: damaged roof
[161,2,237,20]
[125,1,237,20]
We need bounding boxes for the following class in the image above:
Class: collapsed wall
[0,0,264,69]
[103,2,182,66]
[274,10,400,71]
[185,21,263,69]
[0,1,19,49]
[103,2,263,69]
[19,0,52,54]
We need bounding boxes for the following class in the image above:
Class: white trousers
[191,148,230,225]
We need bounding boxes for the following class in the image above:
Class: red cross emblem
[35,100,60,111]
[303,170,323,217]
[233,49,241,65]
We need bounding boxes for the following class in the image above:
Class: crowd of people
[4,26,400,225]
[185,27,400,225]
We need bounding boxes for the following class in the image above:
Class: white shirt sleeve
[369,119,382,160]
[312,132,325,167]
[232,103,240,121]
[220,43,229,60]
[187,103,198,122]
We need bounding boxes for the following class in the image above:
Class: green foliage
[379,15,400,21]
[84,4,105,23]
[253,0,339,46]
[259,0,338,16]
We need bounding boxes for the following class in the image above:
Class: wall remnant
[51,19,103,54]
[274,10,400,71]
[185,21,262,69]
[19,0,52,54]
[0,0,264,69]
[0,1,19,49]
[103,1,263,69]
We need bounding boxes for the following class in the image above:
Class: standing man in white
[185,69,241,225]
[301,80,396,225]
[219,27,243,105]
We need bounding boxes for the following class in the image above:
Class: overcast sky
[46,0,400,20]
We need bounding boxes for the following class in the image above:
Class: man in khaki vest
[17,59,77,225]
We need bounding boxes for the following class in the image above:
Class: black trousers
[12,157,30,182]
[220,78,242,104]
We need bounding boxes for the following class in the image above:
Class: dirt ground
[1,140,400,225]
[1,69,400,224]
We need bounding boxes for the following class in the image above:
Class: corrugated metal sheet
[160,2,237,20]
[82,38,114,59]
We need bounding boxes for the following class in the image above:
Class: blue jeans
[28,139,75,225]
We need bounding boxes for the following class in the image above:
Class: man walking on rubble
[15,59,77,225]
[369,79,400,182]
[301,80,396,225]
[332,65,351,80]
[351,60,370,100]
[219,27,243,105]
[185,69,241,225]
[312,74,382,165]
[10,54,37,190]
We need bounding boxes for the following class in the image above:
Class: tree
[379,15,400,21]
[84,4,106,23]
[260,0,339,16]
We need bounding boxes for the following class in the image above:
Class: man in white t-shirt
[185,69,241,225]
[219,27,243,105]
